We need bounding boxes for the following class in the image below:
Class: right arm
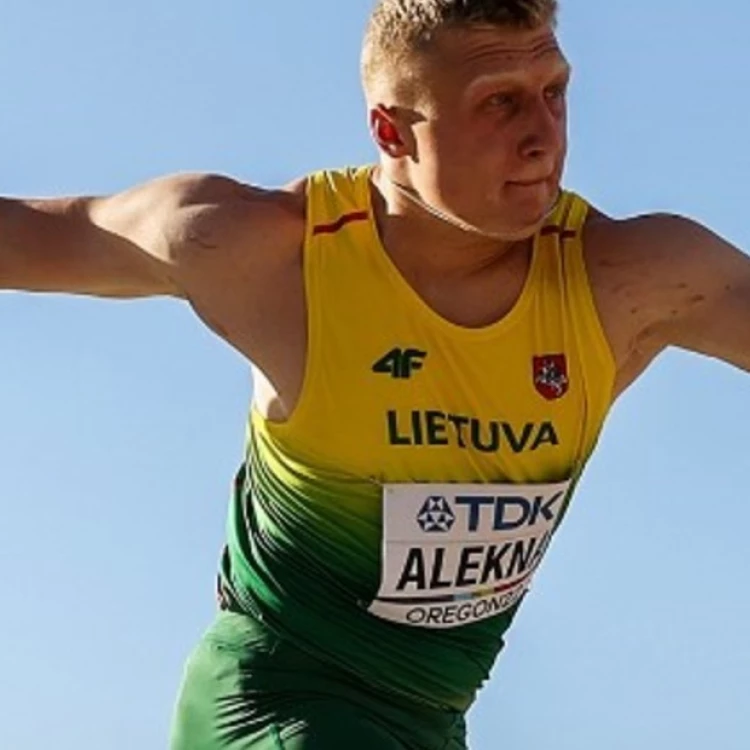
[0,172,292,299]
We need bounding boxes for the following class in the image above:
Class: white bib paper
[368,480,571,629]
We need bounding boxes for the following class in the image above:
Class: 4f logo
[373,348,427,379]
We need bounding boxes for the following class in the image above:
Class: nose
[518,97,563,162]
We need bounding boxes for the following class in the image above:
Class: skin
[371,24,569,239]
[3,21,750,422]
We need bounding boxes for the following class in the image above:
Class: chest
[271,295,590,484]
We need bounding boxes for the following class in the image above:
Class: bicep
[650,216,750,372]
[2,172,244,298]
[82,173,248,298]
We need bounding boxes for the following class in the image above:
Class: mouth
[506,177,551,188]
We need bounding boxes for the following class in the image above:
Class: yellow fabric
[252,165,615,489]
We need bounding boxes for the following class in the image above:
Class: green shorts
[170,609,468,750]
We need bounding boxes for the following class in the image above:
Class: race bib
[367,480,571,629]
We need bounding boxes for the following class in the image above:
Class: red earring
[378,120,401,146]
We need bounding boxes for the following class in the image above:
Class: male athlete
[4,1,750,748]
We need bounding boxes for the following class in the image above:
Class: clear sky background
[2,1,749,748]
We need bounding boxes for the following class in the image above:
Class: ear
[369,105,409,157]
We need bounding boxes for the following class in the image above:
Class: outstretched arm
[589,212,750,379]
[649,216,750,372]
[0,173,260,298]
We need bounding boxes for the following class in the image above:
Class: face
[378,23,570,239]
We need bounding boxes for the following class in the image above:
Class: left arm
[640,215,750,372]
[586,211,750,381]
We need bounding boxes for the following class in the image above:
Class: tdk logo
[456,492,565,532]
[417,496,456,532]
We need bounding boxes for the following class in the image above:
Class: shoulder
[165,172,307,260]
[582,204,711,268]
[164,165,367,280]
[576,199,750,386]
[170,167,370,261]
[580,203,742,310]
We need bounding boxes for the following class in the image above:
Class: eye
[545,83,568,101]
[485,92,515,109]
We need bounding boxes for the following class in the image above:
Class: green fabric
[218,427,523,712]
[170,610,468,750]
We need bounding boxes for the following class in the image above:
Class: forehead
[426,24,568,81]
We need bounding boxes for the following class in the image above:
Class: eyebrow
[465,61,571,94]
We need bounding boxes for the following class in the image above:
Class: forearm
[2,196,92,293]
[0,193,177,298]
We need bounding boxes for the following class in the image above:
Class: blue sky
[2,1,750,748]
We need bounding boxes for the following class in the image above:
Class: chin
[495,220,545,242]
[497,187,560,234]
[481,204,553,240]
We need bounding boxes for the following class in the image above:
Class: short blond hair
[361,0,559,100]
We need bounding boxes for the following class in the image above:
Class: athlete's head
[361,0,568,240]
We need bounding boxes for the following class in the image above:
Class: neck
[371,167,544,275]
